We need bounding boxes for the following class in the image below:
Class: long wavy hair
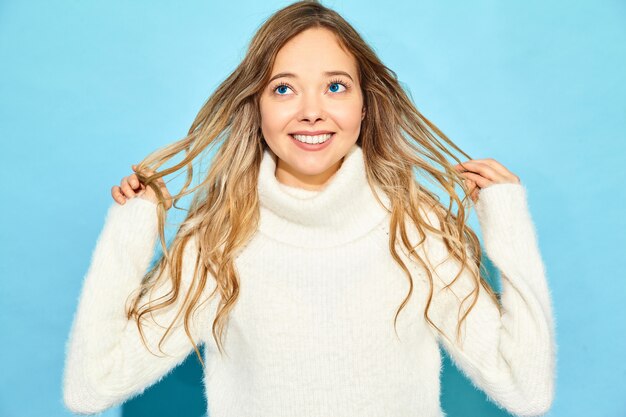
[126,0,502,368]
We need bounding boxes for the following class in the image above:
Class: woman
[63,1,556,416]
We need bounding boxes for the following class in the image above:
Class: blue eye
[328,82,346,93]
[276,84,290,95]
[272,82,294,95]
[271,79,351,95]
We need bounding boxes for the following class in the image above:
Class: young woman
[63,1,556,416]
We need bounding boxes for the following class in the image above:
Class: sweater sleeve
[62,197,213,415]
[424,183,557,417]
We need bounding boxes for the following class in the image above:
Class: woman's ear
[361,107,366,120]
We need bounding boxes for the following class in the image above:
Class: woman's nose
[297,94,325,122]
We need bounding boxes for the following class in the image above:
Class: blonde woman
[62,1,556,416]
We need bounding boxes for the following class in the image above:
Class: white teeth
[291,133,333,144]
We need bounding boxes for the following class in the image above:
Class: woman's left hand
[453,158,521,204]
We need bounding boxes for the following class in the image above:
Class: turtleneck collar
[257,144,391,248]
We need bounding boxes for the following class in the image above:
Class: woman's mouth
[289,133,334,144]
[288,133,335,151]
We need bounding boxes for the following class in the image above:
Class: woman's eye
[272,81,348,95]
[328,82,347,93]
[275,84,292,95]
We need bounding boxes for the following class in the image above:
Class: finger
[470,158,512,177]
[463,179,479,196]
[149,173,171,197]
[160,182,172,200]
[459,171,494,189]
[471,187,480,203]
[111,185,126,204]
[453,160,504,183]
[462,179,478,204]
[127,173,144,192]
[133,164,155,176]
[133,165,171,201]
[120,177,138,198]
[460,158,521,183]
[132,164,160,191]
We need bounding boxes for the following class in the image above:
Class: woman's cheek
[261,103,291,133]
[332,102,363,130]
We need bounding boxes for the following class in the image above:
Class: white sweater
[63,144,556,417]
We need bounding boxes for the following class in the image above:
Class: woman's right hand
[111,164,173,210]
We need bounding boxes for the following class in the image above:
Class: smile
[289,133,334,144]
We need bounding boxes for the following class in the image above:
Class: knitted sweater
[62,144,557,417]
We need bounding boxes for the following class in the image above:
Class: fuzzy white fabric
[63,144,556,416]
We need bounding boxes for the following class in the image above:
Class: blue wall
[1,1,624,416]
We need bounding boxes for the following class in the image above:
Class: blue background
[1,1,624,416]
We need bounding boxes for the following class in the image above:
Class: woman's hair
[127,0,501,368]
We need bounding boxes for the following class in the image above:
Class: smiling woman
[63,1,556,416]
[259,27,366,190]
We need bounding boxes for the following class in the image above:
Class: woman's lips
[289,133,335,151]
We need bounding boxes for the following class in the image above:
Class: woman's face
[259,27,365,190]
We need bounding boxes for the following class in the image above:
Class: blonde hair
[127,0,501,369]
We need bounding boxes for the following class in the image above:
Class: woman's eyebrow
[268,70,354,83]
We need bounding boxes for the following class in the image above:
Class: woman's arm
[62,197,213,415]
[425,183,557,417]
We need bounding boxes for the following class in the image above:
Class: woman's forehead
[270,29,358,82]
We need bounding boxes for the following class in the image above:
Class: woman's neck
[274,158,343,191]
